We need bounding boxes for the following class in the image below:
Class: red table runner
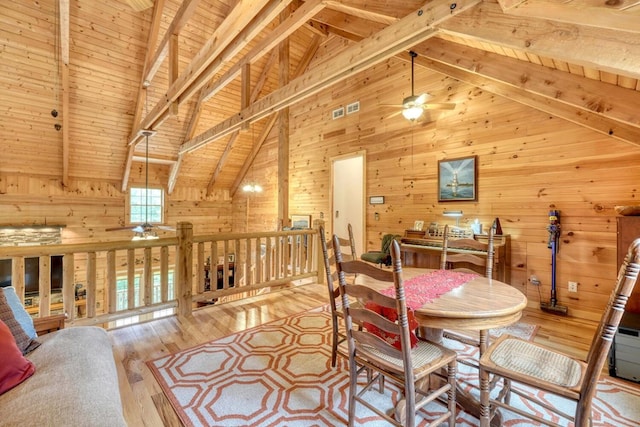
[363,270,477,350]
[380,269,478,310]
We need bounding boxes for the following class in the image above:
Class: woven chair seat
[361,339,456,376]
[478,238,640,427]
[489,338,582,388]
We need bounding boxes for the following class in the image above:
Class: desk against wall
[400,230,511,283]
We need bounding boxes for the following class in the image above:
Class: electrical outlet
[568,281,578,293]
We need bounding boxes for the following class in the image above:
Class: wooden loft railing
[0,222,321,328]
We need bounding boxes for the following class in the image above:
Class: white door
[331,152,365,256]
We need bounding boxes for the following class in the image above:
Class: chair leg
[479,329,489,355]
[447,360,457,427]
[348,358,358,427]
[479,366,492,427]
[331,317,339,367]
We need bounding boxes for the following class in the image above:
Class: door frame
[330,150,366,256]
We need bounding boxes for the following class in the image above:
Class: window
[116,270,174,311]
[130,187,164,224]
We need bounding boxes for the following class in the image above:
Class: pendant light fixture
[402,51,425,121]
[243,125,262,193]
[132,129,159,241]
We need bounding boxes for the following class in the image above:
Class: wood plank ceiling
[3,0,639,195]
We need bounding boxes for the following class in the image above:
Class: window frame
[126,186,166,225]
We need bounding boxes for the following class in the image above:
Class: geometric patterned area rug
[147,306,640,427]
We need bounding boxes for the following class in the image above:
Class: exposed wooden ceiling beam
[497,0,640,32]
[198,0,325,104]
[311,9,386,39]
[132,155,177,165]
[496,0,524,11]
[144,0,201,85]
[169,34,179,116]
[438,2,640,80]
[206,133,240,196]
[207,52,278,195]
[132,0,291,143]
[169,0,319,194]
[323,0,399,25]
[230,36,322,197]
[418,38,640,146]
[180,0,482,155]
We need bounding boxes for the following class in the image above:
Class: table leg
[417,326,502,427]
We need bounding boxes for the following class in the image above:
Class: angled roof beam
[168,89,203,194]
[496,0,525,11]
[144,0,201,84]
[131,0,291,144]
[167,0,319,194]
[198,0,325,104]
[230,35,322,197]
[418,38,640,146]
[206,50,278,195]
[311,8,386,39]
[180,0,482,154]
[438,2,640,80]
[323,0,399,25]
[497,1,640,33]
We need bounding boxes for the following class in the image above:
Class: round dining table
[355,267,527,348]
[354,267,528,425]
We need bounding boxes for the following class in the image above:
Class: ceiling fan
[106,130,174,239]
[382,51,456,121]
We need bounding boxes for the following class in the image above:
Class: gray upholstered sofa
[0,326,126,427]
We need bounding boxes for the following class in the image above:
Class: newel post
[176,221,193,318]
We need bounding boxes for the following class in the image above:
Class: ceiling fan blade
[157,225,176,231]
[378,103,405,108]
[385,110,404,119]
[415,93,428,105]
[132,225,146,233]
[105,226,137,232]
[423,102,456,110]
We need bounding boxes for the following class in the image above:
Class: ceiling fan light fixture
[243,183,263,193]
[132,230,159,241]
[402,106,423,121]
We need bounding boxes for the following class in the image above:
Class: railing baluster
[160,246,169,302]
[63,253,75,320]
[245,238,252,286]
[197,242,205,294]
[107,250,117,314]
[86,252,96,319]
[127,249,135,310]
[143,247,152,307]
[39,256,51,317]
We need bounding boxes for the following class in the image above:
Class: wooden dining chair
[439,222,496,355]
[478,238,640,427]
[440,222,496,278]
[334,237,458,427]
[319,224,358,367]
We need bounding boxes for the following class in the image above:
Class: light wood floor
[109,281,625,427]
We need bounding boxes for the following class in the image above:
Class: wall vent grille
[347,101,360,114]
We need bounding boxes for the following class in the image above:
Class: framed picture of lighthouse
[438,155,477,202]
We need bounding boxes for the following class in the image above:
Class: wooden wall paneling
[280,59,640,322]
